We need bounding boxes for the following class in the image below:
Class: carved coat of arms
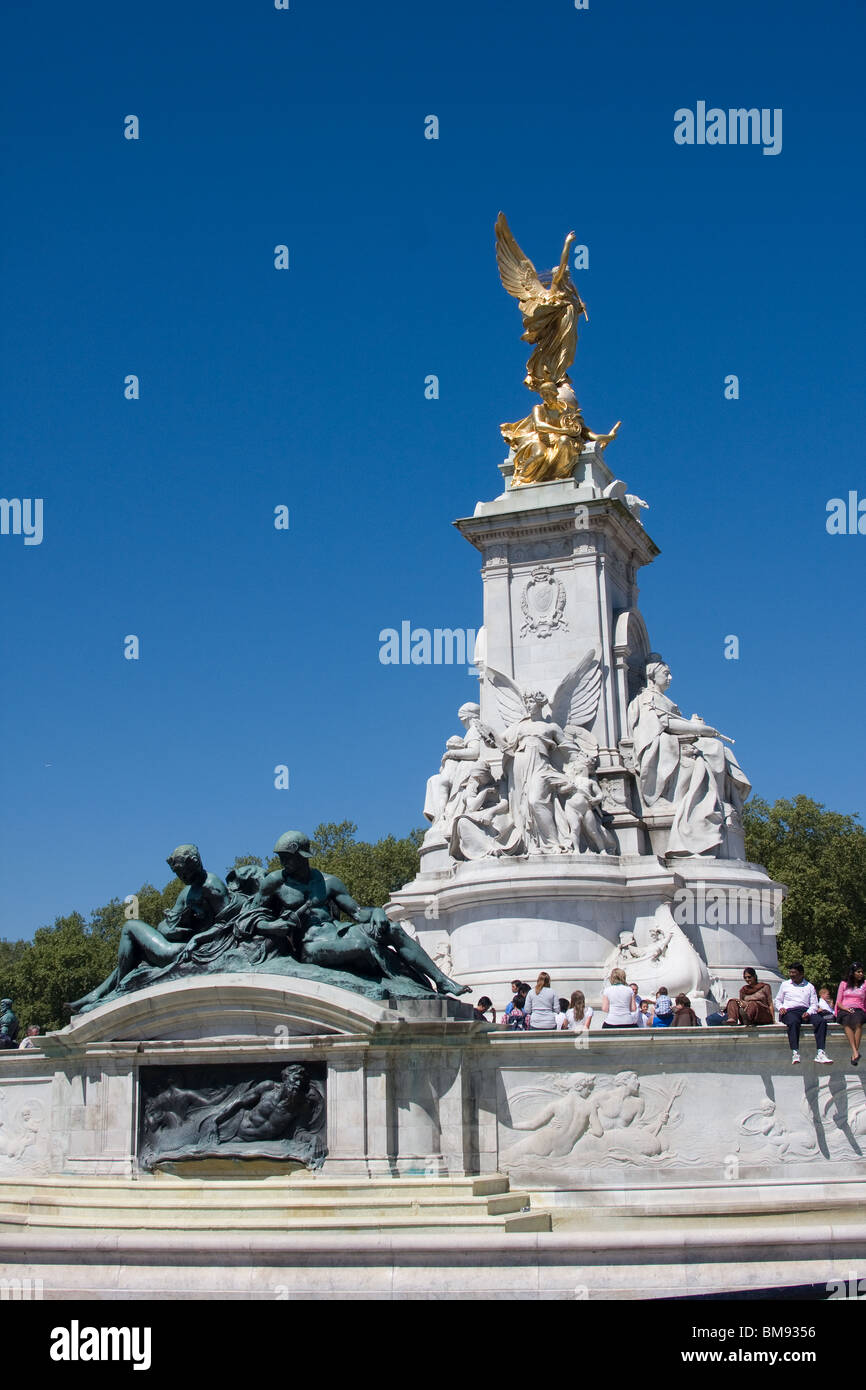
[520,565,567,638]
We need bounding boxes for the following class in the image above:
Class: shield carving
[519,565,568,638]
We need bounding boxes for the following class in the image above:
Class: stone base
[390,853,784,1006]
[2,976,862,1299]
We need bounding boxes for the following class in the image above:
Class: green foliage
[744,795,866,988]
[9,912,119,1034]
[87,900,125,943]
[0,939,31,1011]
[135,883,168,927]
[313,821,423,907]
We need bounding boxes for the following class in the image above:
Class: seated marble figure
[627,656,751,858]
[69,832,468,1013]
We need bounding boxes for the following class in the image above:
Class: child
[563,989,593,1034]
[673,993,700,1027]
[503,986,529,1030]
[561,754,618,854]
[817,987,836,1018]
[652,987,673,1027]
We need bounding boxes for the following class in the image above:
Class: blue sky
[1,0,864,937]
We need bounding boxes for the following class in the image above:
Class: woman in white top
[563,989,593,1033]
[524,971,560,1030]
[602,967,638,1028]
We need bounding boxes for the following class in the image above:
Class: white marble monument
[389,216,785,1010]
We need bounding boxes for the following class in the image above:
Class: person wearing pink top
[835,962,866,1066]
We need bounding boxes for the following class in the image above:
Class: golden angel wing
[495,212,546,306]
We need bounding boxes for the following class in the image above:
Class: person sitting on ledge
[718,968,775,1026]
[672,993,700,1027]
[651,986,673,1027]
[563,989,593,1034]
[473,996,496,1023]
[68,845,230,1012]
[775,962,833,1066]
[818,987,837,1017]
[601,968,638,1029]
[835,962,866,1066]
[524,972,560,1030]
[504,983,529,1029]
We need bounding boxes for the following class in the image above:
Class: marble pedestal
[393,460,784,1009]
[3,976,859,1199]
[390,852,784,1010]
[0,976,863,1299]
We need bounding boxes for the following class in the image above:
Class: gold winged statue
[495,213,620,487]
[495,212,587,393]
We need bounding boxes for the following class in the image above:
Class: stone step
[2,1193,530,1221]
[0,1174,549,1234]
[0,1175,510,1198]
[0,1210,548,1234]
[536,1185,866,1221]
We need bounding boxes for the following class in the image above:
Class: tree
[0,939,31,1016]
[230,854,264,869]
[744,795,866,988]
[9,912,119,1033]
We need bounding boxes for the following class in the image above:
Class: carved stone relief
[0,1086,50,1174]
[519,565,567,638]
[736,1097,819,1163]
[499,1070,684,1175]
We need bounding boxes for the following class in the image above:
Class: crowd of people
[476,961,866,1068]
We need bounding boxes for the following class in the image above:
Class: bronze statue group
[68,833,470,1015]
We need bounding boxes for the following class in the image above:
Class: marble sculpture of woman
[485,651,605,855]
[627,656,751,858]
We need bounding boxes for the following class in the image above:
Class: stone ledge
[0,1209,863,1258]
[44,975,433,1048]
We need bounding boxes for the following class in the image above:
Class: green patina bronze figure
[257,831,467,994]
[0,999,19,1049]
[68,831,468,1014]
[139,1062,327,1170]
[68,845,230,1013]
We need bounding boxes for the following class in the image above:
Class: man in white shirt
[775,962,833,1065]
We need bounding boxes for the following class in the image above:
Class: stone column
[434,1045,470,1177]
[52,1045,137,1176]
[363,1049,395,1177]
[470,1057,500,1175]
[321,1051,369,1177]
[393,1049,446,1177]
